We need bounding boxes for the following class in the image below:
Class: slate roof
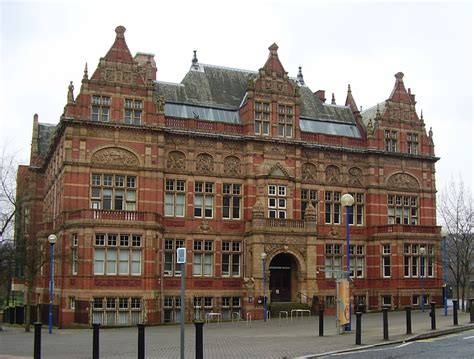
[361,102,386,127]
[156,63,361,138]
[37,123,56,157]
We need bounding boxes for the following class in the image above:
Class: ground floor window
[382,295,392,307]
[164,296,181,323]
[221,296,241,320]
[92,297,142,326]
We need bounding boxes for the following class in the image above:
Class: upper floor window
[268,185,286,218]
[222,183,241,220]
[164,239,185,276]
[384,130,397,152]
[94,233,142,276]
[193,240,214,277]
[387,195,418,225]
[165,179,185,217]
[382,244,391,278]
[222,241,241,277]
[277,105,293,138]
[194,182,214,218]
[92,95,110,122]
[347,193,364,225]
[124,99,143,125]
[255,102,270,135]
[301,189,317,219]
[91,174,136,211]
[325,191,341,224]
[407,133,419,155]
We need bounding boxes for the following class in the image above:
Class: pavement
[0,308,473,358]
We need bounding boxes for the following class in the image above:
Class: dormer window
[384,130,397,152]
[124,99,142,125]
[255,102,270,135]
[91,95,110,122]
[407,133,418,155]
[277,105,293,138]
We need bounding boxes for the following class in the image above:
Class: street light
[341,193,354,331]
[441,228,449,316]
[419,246,426,312]
[261,252,267,322]
[48,234,57,334]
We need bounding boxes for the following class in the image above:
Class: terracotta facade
[16,26,442,328]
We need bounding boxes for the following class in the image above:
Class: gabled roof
[37,123,56,157]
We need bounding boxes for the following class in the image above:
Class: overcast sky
[0,0,472,191]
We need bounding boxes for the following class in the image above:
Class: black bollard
[355,312,362,345]
[92,323,100,359]
[319,307,324,337]
[405,306,412,335]
[194,321,204,359]
[34,322,42,359]
[453,299,458,325]
[382,307,389,340]
[137,323,145,359]
[470,299,474,323]
[430,302,436,330]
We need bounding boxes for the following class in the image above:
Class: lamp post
[48,234,57,334]
[261,252,267,322]
[441,228,449,316]
[420,246,426,312]
[341,193,354,331]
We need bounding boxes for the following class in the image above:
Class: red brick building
[16,26,442,328]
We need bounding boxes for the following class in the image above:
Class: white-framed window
[382,295,392,307]
[69,297,76,310]
[301,189,317,219]
[93,296,142,326]
[255,102,270,135]
[347,193,364,225]
[222,183,241,220]
[384,130,397,152]
[382,244,391,278]
[91,174,137,211]
[165,179,185,217]
[93,233,142,276]
[407,133,419,155]
[349,245,364,278]
[164,296,181,323]
[194,181,214,218]
[193,240,214,277]
[403,244,434,278]
[124,99,142,125]
[324,244,342,278]
[268,185,287,219]
[164,239,185,276]
[222,241,241,277]
[387,195,418,225]
[325,191,341,224]
[91,95,110,122]
[72,233,78,275]
[277,104,293,138]
[221,296,241,320]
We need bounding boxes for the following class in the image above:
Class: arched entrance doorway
[269,253,298,302]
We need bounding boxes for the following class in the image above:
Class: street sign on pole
[177,247,186,359]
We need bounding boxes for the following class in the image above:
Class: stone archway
[269,253,299,302]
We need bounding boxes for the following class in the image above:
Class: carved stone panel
[224,156,241,175]
[325,165,341,184]
[302,162,317,182]
[348,167,363,187]
[387,173,419,189]
[196,153,214,173]
[167,151,186,170]
[91,148,139,167]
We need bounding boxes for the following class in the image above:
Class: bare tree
[438,179,474,310]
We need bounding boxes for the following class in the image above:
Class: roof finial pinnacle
[348,84,351,93]
[83,62,88,81]
[420,109,424,120]
[115,25,126,39]
[331,93,336,105]
[376,103,381,117]
[297,65,305,86]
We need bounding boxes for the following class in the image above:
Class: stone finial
[420,109,424,120]
[304,202,317,222]
[297,66,305,86]
[376,103,381,118]
[115,25,126,39]
[268,43,279,57]
[348,84,351,93]
[83,62,88,81]
[192,50,198,64]
[331,93,336,105]
[157,95,165,114]
[428,127,433,144]
[395,71,404,82]
[67,81,74,104]
[252,200,265,219]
